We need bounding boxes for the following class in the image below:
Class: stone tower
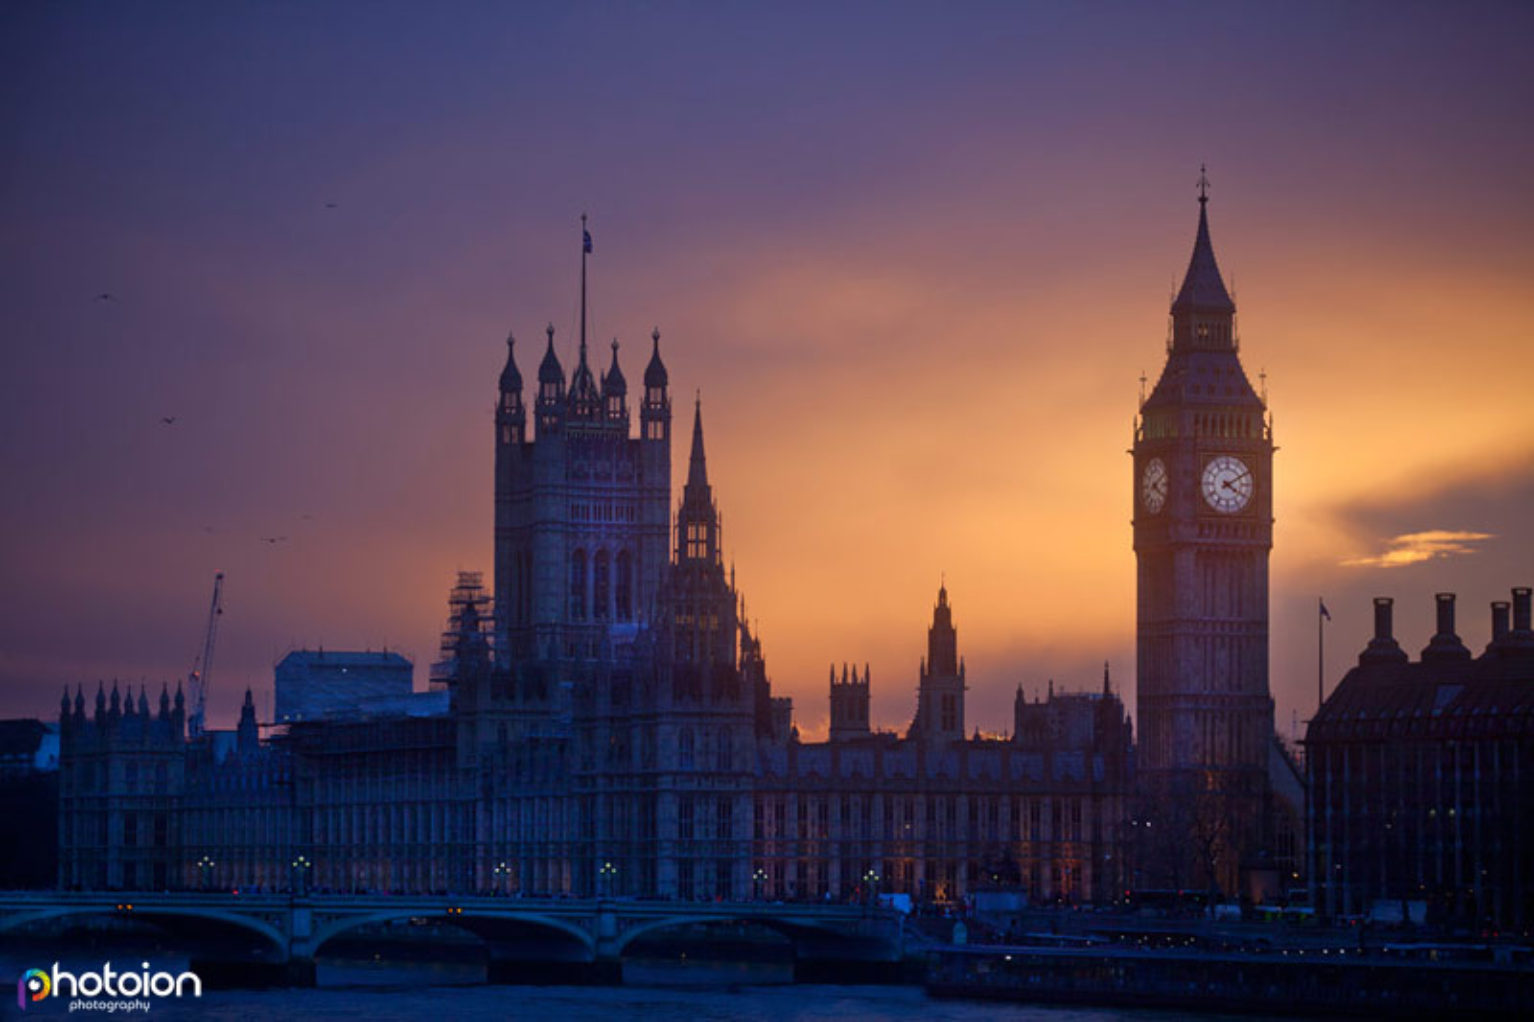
[492,227,671,667]
[908,584,966,745]
[1132,176,1275,892]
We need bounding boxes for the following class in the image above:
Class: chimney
[1422,592,1471,663]
[1491,601,1511,643]
[1361,596,1407,664]
[1502,586,1534,657]
[1437,592,1455,636]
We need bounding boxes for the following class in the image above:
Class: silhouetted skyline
[2,2,1531,739]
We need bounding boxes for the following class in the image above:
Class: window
[570,550,586,621]
[678,796,695,841]
[679,728,694,770]
[593,551,610,621]
[616,551,633,621]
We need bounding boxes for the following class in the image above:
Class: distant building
[0,719,59,888]
[57,685,185,890]
[755,591,1134,905]
[274,648,415,723]
[1305,588,1534,929]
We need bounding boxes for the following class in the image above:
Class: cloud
[1342,530,1495,568]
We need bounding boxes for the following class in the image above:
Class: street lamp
[753,867,768,901]
[493,861,511,895]
[863,868,881,906]
[599,860,618,899]
[291,854,312,897]
[196,855,215,892]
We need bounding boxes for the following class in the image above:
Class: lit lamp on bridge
[598,860,618,898]
[863,868,881,906]
[195,855,215,892]
[493,860,512,896]
[291,854,312,896]
[752,867,768,901]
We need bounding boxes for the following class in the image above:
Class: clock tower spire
[1132,173,1275,896]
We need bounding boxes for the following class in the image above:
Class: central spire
[686,393,708,491]
[1172,166,1235,316]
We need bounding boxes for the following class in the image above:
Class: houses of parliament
[55,191,1304,905]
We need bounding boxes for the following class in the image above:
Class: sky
[1,1,1531,742]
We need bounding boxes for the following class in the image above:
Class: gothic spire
[1171,166,1235,315]
[686,394,709,491]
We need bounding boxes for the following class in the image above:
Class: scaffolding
[429,571,493,689]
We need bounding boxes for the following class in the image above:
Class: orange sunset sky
[2,3,1531,743]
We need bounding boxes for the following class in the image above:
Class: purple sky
[2,2,1532,738]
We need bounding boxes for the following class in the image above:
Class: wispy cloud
[1342,530,1495,568]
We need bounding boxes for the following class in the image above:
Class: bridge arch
[613,913,852,957]
[310,908,595,960]
[0,905,288,960]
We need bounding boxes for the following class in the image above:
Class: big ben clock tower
[1133,173,1274,892]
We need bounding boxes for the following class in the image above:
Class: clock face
[1141,457,1168,514]
[1202,455,1252,513]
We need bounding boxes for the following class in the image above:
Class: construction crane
[187,572,224,738]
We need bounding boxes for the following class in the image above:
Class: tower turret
[829,663,871,741]
[536,323,566,435]
[498,332,526,446]
[602,339,628,425]
[642,328,670,443]
[237,687,258,754]
[568,335,602,422]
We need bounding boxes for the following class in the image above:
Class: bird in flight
[258,536,289,545]
[160,416,178,426]
[324,202,339,209]
[96,293,116,302]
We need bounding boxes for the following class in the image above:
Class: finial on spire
[1197,164,1210,205]
[652,326,660,345]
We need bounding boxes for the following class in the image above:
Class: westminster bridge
[0,891,906,984]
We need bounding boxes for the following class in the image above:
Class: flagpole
[580,212,588,351]
[1317,597,1325,713]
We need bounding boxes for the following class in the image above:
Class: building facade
[1306,588,1534,929]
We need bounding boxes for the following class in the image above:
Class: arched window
[679,728,694,770]
[616,551,633,621]
[593,551,610,621]
[570,550,587,621]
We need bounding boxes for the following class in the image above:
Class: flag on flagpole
[1320,599,1331,621]
[583,229,593,254]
